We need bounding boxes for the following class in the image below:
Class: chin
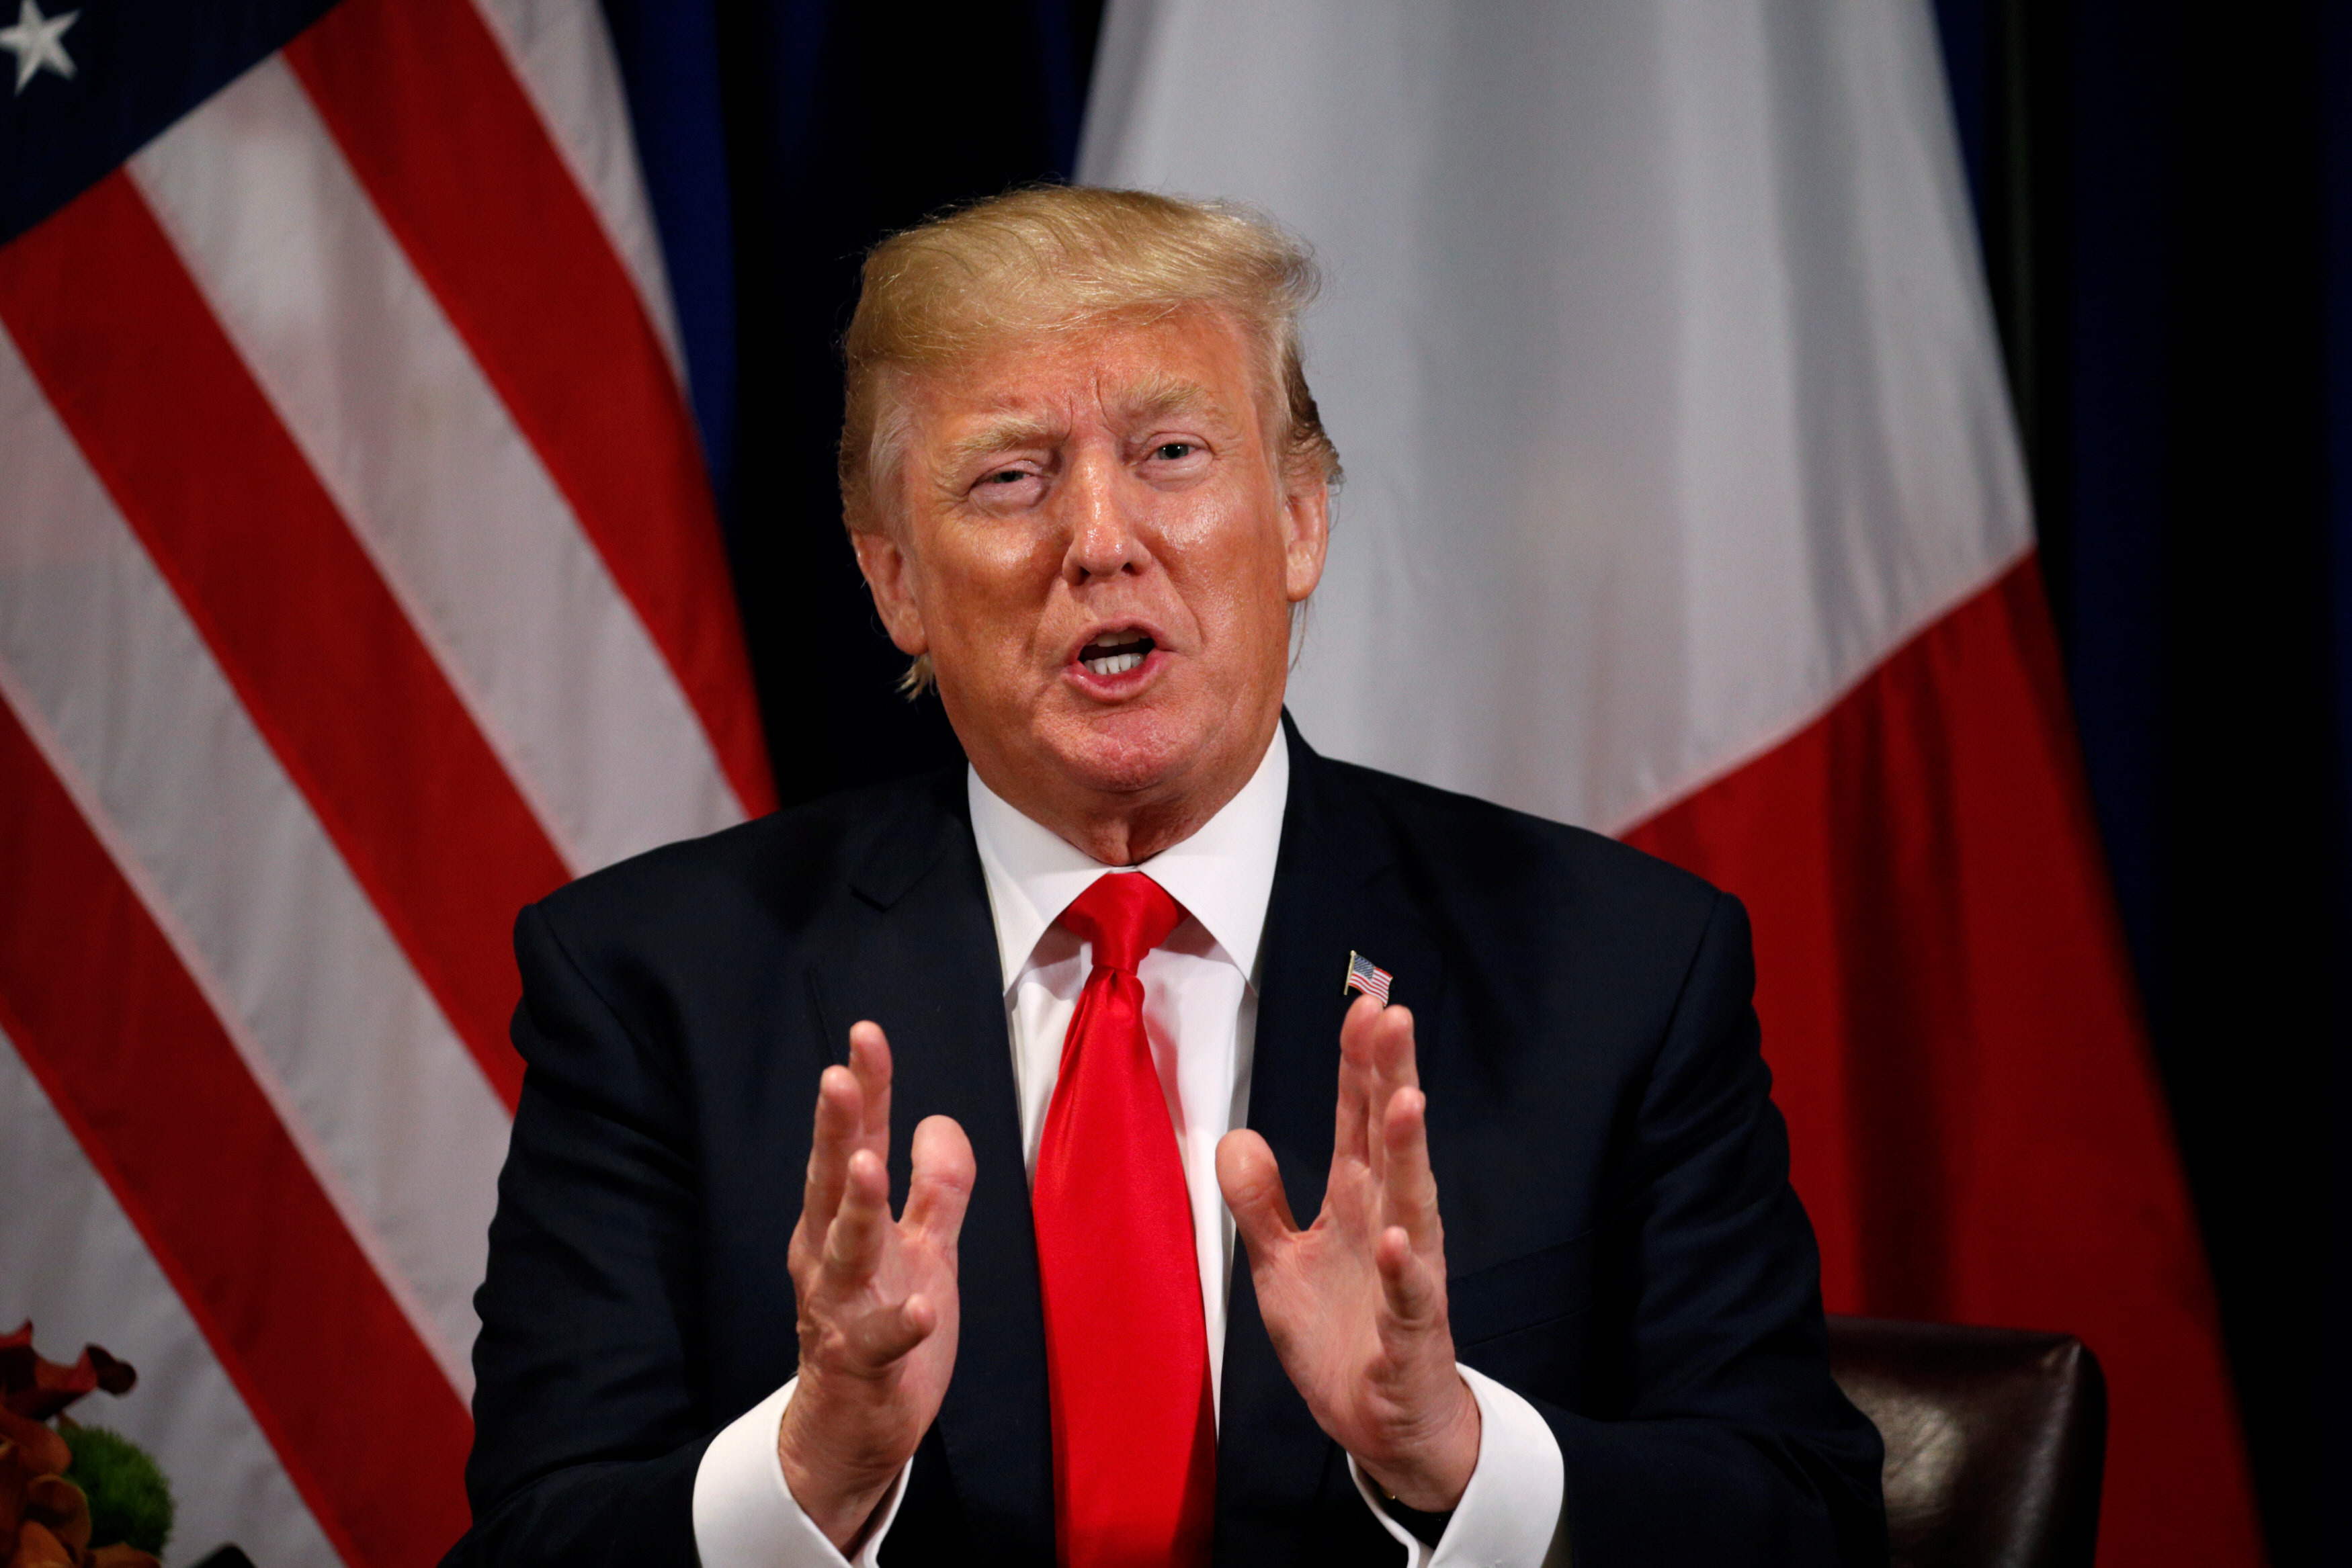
[1042,707,1204,798]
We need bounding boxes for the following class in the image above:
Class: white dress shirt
[692,730,1566,1567]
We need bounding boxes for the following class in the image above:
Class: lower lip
[1065,646,1169,699]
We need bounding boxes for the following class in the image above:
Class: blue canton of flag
[1343,951,1393,1005]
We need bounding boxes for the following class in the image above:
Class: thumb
[1217,1129,1300,1256]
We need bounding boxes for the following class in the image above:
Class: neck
[1055,793,1232,866]
[977,715,1282,867]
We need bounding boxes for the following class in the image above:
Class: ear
[1279,476,1331,604]
[851,526,931,656]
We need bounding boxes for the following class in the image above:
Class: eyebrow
[937,412,1064,473]
[1116,374,1218,428]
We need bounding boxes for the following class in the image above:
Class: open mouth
[1077,629,1157,677]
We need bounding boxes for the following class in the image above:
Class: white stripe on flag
[470,0,688,378]
[1080,0,2030,832]
[0,325,504,1393]
[130,54,744,875]
[0,1028,345,1568]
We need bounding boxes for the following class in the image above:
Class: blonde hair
[838,185,1343,540]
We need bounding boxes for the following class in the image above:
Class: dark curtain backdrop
[601,4,2350,1561]
[599,0,1104,805]
[1936,4,2352,1563]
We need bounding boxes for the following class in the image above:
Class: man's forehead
[948,367,1217,424]
[923,308,1248,405]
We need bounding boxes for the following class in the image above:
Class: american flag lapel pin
[1343,950,1394,1005]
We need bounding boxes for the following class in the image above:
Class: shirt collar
[966,726,1290,991]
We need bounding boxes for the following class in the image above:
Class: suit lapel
[808,774,1054,1564]
[1216,719,1450,1561]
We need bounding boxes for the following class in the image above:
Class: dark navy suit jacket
[446,720,1885,1566]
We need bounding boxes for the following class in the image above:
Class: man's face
[853,307,1328,835]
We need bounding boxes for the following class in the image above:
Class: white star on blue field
[0,0,79,96]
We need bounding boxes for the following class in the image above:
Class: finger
[1382,1086,1441,1246]
[1373,1003,1421,1092]
[1333,994,1382,1168]
[1376,1224,1443,1331]
[847,1021,894,1156]
[1364,1004,1420,1186]
[801,1063,864,1235]
[822,1147,893,1287]
[1217,1129,1301,1257]
[902,1115,976,1248]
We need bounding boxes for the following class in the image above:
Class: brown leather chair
[1827,1317,2107,1568]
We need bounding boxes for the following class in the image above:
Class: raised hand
[1216,995,1480,1512]
[777,1022,975,1551]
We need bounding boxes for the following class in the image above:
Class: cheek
[915,526,1062,657]
[1175,525,1296,654]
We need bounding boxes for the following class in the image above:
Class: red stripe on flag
[0,173,560,1108]
[0,695,473,1568]
[285,0,777,818]
[1624,556,2264,1568]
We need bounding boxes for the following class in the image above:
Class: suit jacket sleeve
[440,902,714,1568]
[1530,891,1884,1566]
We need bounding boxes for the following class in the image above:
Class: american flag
[1343,950,1392,1006]
[0,4,769,1565]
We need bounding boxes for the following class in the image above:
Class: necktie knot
[1058,872,1184,975]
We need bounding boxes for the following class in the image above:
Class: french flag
[0,2,766,1564]
[1082,1,2261,1563]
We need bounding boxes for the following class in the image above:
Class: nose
[1061,448,1147,583]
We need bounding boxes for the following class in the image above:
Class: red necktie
[1031,872,1215,1567]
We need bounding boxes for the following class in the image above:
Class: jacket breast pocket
[1448,1231,1596,1407]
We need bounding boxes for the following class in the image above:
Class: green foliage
[61,1424,173,1556]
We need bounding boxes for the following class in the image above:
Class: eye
[968,465,1046,505]
[1152,442,1196,462]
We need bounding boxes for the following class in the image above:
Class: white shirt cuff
[691,1377,912,1568]
[1347,1364,1567,1567]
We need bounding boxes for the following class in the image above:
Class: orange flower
[0,1333,154,1568]
[0,1327,134,1425]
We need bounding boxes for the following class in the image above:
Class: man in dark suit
[446,187,1884,1568]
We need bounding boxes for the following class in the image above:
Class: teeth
[1083,652,1145,677]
